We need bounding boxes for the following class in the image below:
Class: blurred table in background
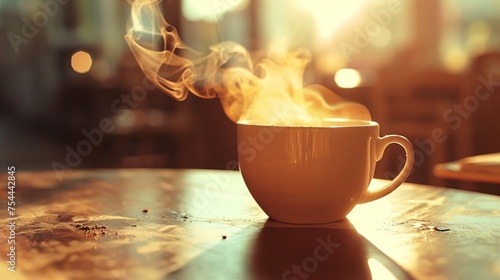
[1,169,499,279]
[434,153,500,184]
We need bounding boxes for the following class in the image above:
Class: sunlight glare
[181,0,247,22]
[368,258,398,280]
[296,0,367,39]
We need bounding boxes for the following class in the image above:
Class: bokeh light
[71,51,92,74]
[442,47,468,73]
[334,68,362,88]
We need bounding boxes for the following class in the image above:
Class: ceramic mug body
[237,118,414,224]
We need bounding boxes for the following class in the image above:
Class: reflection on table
[0,169,499,280]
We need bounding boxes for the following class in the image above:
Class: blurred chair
[109,105,199,168]
[102,57,203,169]
[371,68,474,186]
[469,52,500,156]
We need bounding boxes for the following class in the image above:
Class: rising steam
[124,0,371,125]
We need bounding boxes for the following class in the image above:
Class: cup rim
[237,118,378,128]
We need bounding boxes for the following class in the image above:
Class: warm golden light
[368,258,398,280]
[71,51,92,74]
[181,0,247,22]
[315,51,347,75]
[442,47,468,73]
[125,0,372,126]
[125,0,373,128]
[466,20,491,54]
[296,0,367,39]
[334,68,362,88]
[371,27,392,48]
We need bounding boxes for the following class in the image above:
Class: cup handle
[358,135,414,203]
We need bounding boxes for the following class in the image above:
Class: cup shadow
[169,219,414,280]
[251,219,369,279]
[251,219,414,280]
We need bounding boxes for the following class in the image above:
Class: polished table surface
[1,169,499,280]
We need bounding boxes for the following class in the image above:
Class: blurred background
[1,0,499,193]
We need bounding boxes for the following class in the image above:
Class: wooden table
[1,169,499,280]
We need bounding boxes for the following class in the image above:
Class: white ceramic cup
[237,118,414,224]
